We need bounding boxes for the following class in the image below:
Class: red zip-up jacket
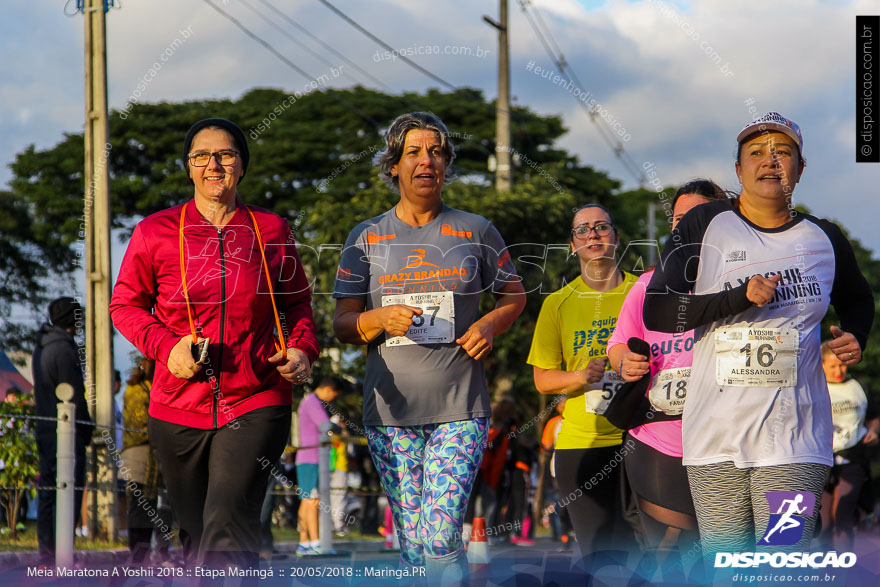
[110,200,319,429]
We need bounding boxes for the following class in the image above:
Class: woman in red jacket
[110,118,319,570]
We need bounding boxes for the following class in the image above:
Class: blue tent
[0,349,32,400]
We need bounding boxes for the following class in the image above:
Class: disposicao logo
[714,490,857,570]
[759,491,815,546]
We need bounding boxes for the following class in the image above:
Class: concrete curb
[0,539,393,571]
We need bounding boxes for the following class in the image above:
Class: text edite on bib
[382,291,455,347]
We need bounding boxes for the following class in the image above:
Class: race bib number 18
[714,327,798,387]
[382,291,455,347]
[648,366,690,415]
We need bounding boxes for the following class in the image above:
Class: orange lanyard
[178,202,286,353]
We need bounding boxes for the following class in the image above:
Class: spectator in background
[259,446,300,561]
[295,377,343,555]
[121,357,169,565]
[819,341,879,551]
[350,441,381,536]
[32,297,95,564]
[507,430,537,546]
[476,398,519,542]
[329,412,351,536]
[541,396,573,547]
[113,370,123,442]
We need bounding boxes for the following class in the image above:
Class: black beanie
[48,297,82,330]
[182,118,250,184]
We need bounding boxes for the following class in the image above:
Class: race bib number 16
[382,291,455,347]
[714,327,798,387]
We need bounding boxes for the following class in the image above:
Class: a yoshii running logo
[760,491,815,546]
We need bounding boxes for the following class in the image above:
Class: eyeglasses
[571,222,614,239]
[188,150,239,167]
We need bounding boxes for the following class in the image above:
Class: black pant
[127,482,159,564]
[554,445,629,555]
[149,406,290,569]
[36,432,87,561]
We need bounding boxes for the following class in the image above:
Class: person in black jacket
[32,297,94,563]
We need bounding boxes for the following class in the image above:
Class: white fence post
[55,383,76,568]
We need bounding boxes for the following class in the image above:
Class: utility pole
[483,0,512,192]
[83,0,116,541]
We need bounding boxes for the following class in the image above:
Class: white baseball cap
[737,112,804,155]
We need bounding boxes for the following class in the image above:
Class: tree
[2,87,612,406]
[0,395,38,539]
[4,85,879,420]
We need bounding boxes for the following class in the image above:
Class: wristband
[355,314,366,341]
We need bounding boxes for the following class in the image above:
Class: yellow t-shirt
[527,273,637,449]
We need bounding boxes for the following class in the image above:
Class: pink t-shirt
[296,393,329,464]
[607,270,694,457]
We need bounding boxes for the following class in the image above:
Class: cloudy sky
[2,0,877,368]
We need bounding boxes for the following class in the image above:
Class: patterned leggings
[687,461,829,555]
[366,418,488,566]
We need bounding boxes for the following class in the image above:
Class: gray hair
[374,112,457,192]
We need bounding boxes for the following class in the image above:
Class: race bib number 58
[714,327,798,387]
[584,370,624,415]
[382,291,455,347]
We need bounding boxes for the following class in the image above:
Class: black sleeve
[52,342,93,427]
[644,201,753,333]
[813,218,875,350]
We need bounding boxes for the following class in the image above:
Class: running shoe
[296,544,319,557]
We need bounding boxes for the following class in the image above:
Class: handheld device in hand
[192,338,210,365]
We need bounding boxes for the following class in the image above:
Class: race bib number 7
[714,327,798,387]
[382,291,455,347]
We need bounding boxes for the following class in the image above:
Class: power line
[314,0,532,158]
[200,0,381,129]
[255,0,398,94]
[239,0,486,155]
[254,0,483,142]
[517,0,647,187]
[248,0,444,125]
[314,0,521,119]
[240,0,357,76]
[315,0,460,92]
[240,0,384,92]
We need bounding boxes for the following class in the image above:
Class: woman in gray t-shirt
[333,112,525,580]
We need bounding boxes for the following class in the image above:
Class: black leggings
[624,434,695,517]
[624,434,699,554]
[554,444,630,553]
[820,461,867,550]
[149,405,290,569]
